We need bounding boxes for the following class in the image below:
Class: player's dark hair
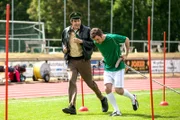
[90,28,103,39]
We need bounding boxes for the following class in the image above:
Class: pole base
[79,106,88,112]
[160,101,168,106]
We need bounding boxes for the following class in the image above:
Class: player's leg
[62,60,78,115]
[114,69,139,111]
[104,71,121,116]
[78,60,108,112]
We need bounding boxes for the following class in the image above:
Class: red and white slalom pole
[79,77,88,112]
[147,16,155,120]
[5,4,10,120]
[160,32,168,106]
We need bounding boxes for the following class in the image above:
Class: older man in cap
[61,12,108,115]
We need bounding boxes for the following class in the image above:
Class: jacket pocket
[82,46,93,60]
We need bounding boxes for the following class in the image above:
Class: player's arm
[124,37,130,56]
[122,37,130,61]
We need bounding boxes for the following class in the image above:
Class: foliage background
[0,0,180,51]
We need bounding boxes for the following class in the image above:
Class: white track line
[0,90,176,104]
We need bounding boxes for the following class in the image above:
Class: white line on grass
[0,90,174,104]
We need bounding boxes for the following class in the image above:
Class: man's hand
[121,55,128,61]
[115,55,128,68]
[63,45,68,53]
[73,38,83,44]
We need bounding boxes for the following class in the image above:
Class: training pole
[160,32,168,106]
[5,4,10,120]
[148,16,154,120]
[79,77,88,112]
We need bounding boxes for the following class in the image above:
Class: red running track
[0,78,180,100]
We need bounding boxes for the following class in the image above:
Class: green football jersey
[94,34,126,71]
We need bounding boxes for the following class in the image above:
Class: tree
[0,0,31,20]
[2,0,178,52]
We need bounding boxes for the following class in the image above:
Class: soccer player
[90,28,139,116]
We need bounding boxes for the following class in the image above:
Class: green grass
[0,89,180,120]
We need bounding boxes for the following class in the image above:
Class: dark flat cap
[69,12,81,19]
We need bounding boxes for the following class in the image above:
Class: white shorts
[103,69,125,88]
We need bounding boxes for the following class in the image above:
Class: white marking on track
[0,90,176,104]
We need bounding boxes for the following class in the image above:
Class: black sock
[71,105,75,109]
[101,97,105,101]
